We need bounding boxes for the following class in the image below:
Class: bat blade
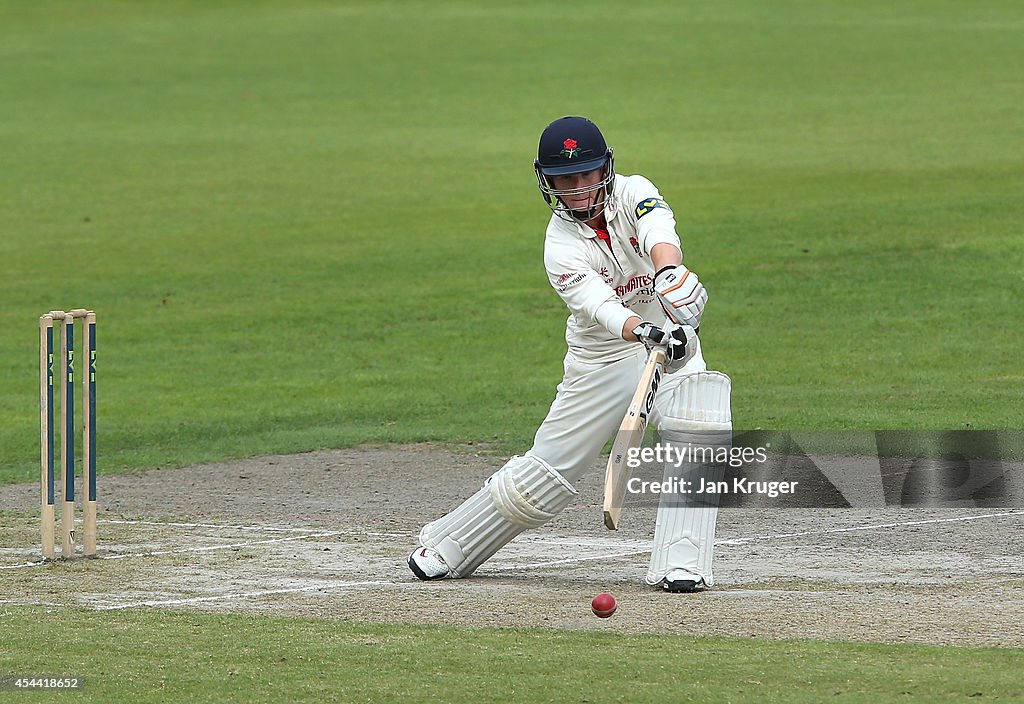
[603,347,666,530]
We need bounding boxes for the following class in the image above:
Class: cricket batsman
[409,116,732,592]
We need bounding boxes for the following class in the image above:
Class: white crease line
[89,580,397,610]
[500,511,1024,571]
[101,519,404,538]
[717,510,1024,546]
[500,550,648,570]
[100,520,314,533]
[101,530,347,559]
[6,511,1023,572]
[526,537,650,549]
[0,560,48,570]
[0,530,351,569]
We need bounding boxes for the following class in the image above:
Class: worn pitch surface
[1,445,1021,647]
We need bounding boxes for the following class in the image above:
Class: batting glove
[662,322,698,372]
[654,265,707,329]
[632,321,666,348]
[632,321,698,373]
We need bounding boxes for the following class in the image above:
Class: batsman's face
[550,169,605,210]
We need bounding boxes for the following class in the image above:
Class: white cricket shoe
[655,569,709,593]
[408,546,451,580]
[662,578,708,593]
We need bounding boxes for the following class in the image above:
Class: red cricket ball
[591,591,617,618]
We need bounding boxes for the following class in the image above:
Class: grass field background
[2,3,1022,701]
[2,1,1022,483]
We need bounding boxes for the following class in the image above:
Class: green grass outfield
[1,3,1022,700]
[1,1,1021,483]
[1,609,1021,704]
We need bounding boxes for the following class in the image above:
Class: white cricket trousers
[528,339,707,485]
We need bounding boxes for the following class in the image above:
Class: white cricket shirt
[543,174,682,364]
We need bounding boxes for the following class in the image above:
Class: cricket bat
[603,345,666,530]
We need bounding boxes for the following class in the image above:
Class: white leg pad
[418,454,578,577]
[647,371,732,586]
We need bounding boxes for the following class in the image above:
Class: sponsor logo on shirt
[635,198,670,220]
[615,275,652,299]
[556,271,586,292]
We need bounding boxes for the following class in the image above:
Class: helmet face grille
[535,153,615,224]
